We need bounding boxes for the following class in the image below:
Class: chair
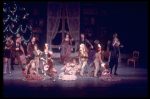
[127,51,139,68]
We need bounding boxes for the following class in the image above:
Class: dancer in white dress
[58,63,77,81]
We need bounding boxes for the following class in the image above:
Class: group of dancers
[3,32,122,82]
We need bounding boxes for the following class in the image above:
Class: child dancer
[22,60,44,82]
[33,44,43,73]
[58,62,77,81]
[99,63,121,82]
[78,44,88,76]
[93,44,104,77]
[47,51,57,81]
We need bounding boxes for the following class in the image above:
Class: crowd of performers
[3,32,123,82]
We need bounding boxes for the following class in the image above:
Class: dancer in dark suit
[109,40,120,75]
[3,34,13,74]
[10,38,25,71]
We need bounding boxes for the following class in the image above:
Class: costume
[99,69,121,81]
[47,57,57,81]
[58,65,77,81]
[112,37,122,62]
[109,41,119,75]
[33,50,43,73]
[60,38,72,64]
[94,52,103,77]
[92,44,103,77]
[27,42,35,64]
[14,38,26,65]
[87,63,102,77]
[76,37,93,52]
[10,39,25,71]
[78,50,88,76]
[3,37,13,74]
[22,61,44,82]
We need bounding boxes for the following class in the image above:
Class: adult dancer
[13,33,26,65]
[10,36,26,71]
[109,39,120,75]
[3,34,13,74]
[26,36,36,64]
[33,44,43,73]
[76,33,93,52]
[59,33,73,64]
[111,33,123,62]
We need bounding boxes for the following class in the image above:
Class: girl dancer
[22,60,44,82]
[78,44,88,76]
[33,44,43,73]
[58,62,77,81]
[47,51,57,81]
[71,58,81,75]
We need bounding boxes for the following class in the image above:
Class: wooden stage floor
[3,58,148,98]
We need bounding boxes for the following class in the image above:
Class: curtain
[47,2,62,50]
[66,2,80,51]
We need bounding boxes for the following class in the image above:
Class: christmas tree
[3,1,32,46]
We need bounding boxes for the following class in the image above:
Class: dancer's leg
[94,61,99,77]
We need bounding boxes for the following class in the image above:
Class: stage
[3,58,148,98]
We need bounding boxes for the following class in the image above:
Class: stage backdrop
[47,2,80,58]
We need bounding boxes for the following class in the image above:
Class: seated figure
[58,63,77,81]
